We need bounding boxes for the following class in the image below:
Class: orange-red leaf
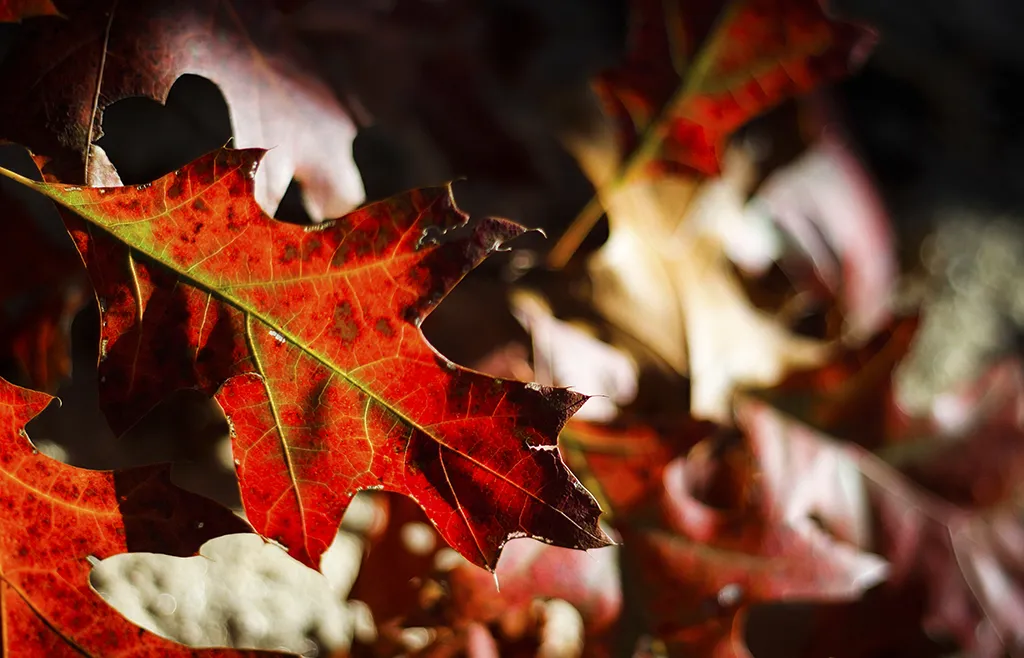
[597,0,868,177]
[0,376,279,656]
[0,148,611,573]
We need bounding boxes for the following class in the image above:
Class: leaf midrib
[7,166,605,547]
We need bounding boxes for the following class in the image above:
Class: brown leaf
[585,149,829,420]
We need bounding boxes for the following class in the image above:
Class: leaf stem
[545,1,744,269]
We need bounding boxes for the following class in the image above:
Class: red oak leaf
[0,148,611,573]
[597,0,868,178]
[0,0,59,21]
[0,0,362,217]
[0,376,282,656]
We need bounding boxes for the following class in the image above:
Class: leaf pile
[0,0,1018,656]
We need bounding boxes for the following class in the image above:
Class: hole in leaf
[98,74,232,185]
[273,178,314,225]
[353,125,421,203]
[420,260,530,372]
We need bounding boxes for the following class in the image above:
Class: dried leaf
[587,152,828,420]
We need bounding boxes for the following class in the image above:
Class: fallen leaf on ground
[0,376,281,656]
[0,148,611,574]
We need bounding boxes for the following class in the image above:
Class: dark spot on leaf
[374,318,395,338]
[333,301,359,344]
[167,177,184,199]
[226,206,241,231]
[192,198,207,212]
[303,237,322,262]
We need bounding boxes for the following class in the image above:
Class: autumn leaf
[748,131,896,342]
[755,315,920,448]
[740,389,1024,657]
[596,0,867,179]
[0,148,611,574]
[561,419,715,521]
[0,0,59,22]
[581,147,829,420]
[511,290,638,422]
[567,413,884,656]
[0,375,283,656]
[0,0,362,217]
[540,0,872,420]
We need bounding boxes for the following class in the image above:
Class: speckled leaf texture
[597,0,867,177]
[0,148,610,572]
[0,377,282,657]
[0,0,362,217]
